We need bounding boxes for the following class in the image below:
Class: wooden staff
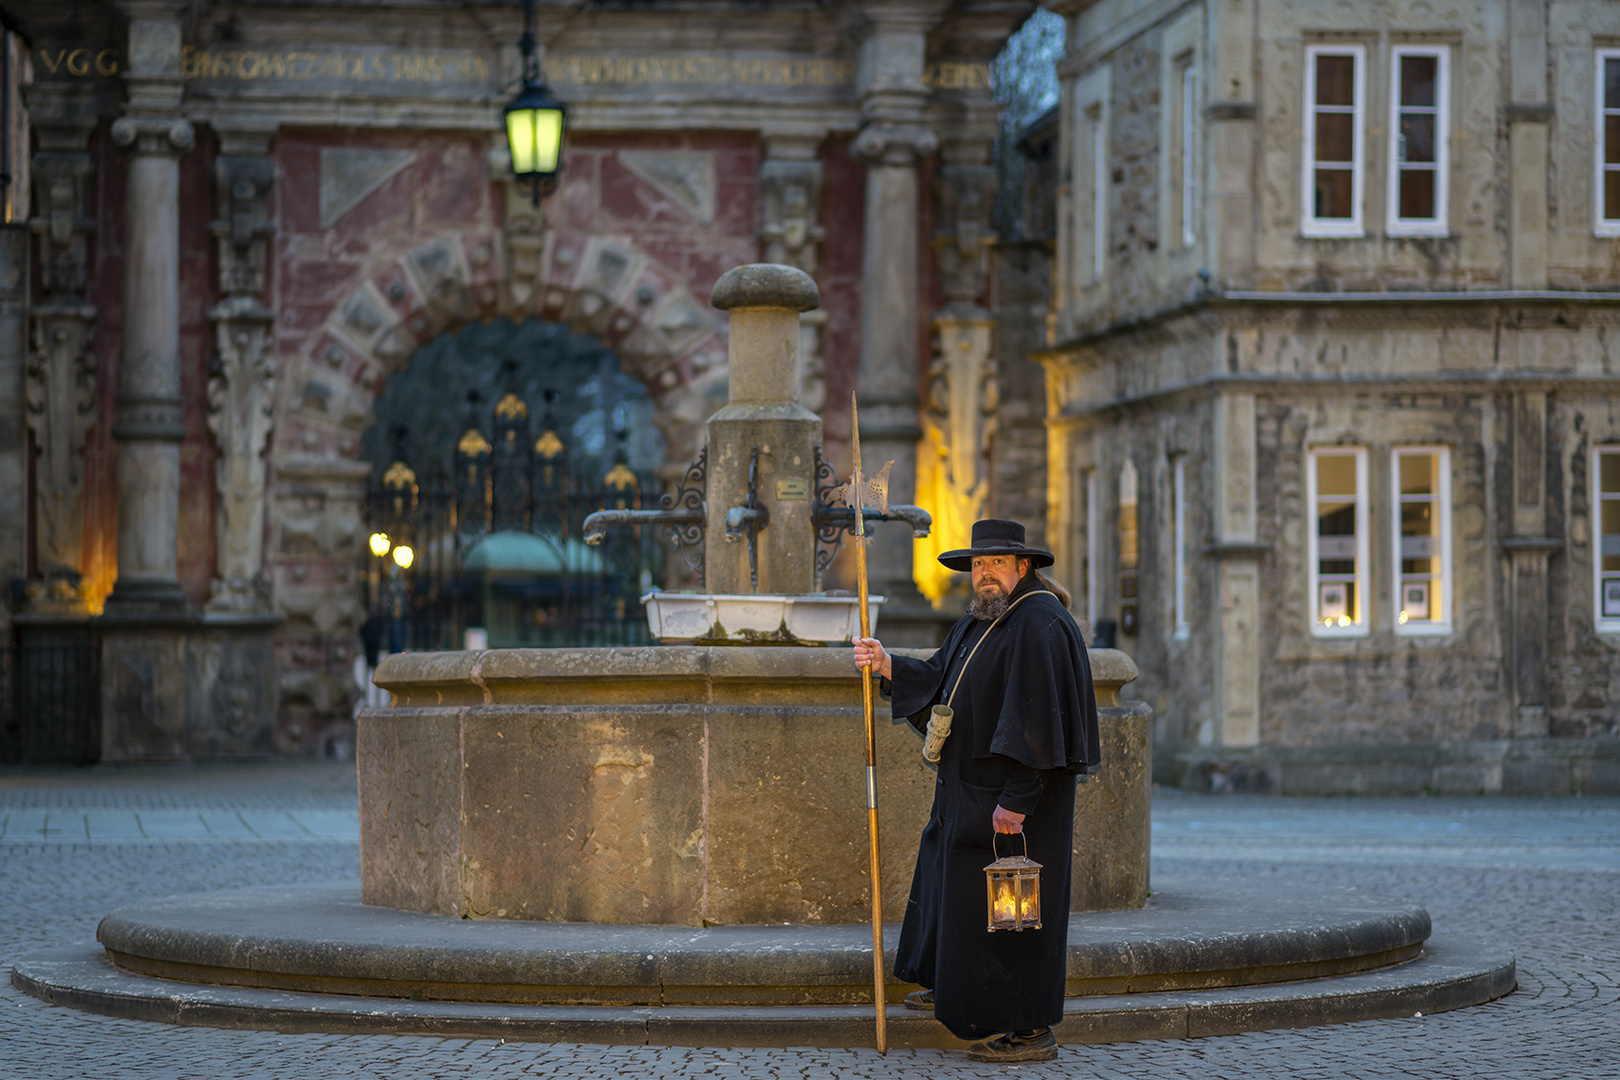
[850,392,888,1054]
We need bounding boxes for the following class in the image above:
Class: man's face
[971,555,1026,600]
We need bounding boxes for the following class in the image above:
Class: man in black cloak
[852,518,1099,1063]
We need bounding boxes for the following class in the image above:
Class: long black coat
[887,574,1099,1039]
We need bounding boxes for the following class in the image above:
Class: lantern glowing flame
[984,834,1043,932]
[392,544,415,570]
[368,532,391,558]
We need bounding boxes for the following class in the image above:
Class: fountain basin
[358,646,1149,926]
[641,592,885,644]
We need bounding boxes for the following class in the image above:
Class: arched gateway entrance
[359,318,667,656]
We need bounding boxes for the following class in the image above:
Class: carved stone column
[759,137,827,412]
[917,159,997,605]
[104,6,193,614]
[206,152,277,613]
[24,151,97,613]
[851,5,941,644]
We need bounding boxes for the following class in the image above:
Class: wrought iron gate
[359,319,665,653]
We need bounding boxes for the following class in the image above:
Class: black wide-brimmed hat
[937,519,1054,572]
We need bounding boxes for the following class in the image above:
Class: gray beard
[968,588,1010,622]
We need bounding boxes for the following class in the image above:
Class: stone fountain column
[705,265,822,595]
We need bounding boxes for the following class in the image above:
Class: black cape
[887,574,1100,1039]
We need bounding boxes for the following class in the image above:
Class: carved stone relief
[206,314,275,611]
[30,153,94,299]
[760,156,828,412]
[23,306,97,610]
[207,154,278,612]
[25,149,98,611]
[932,164,997,305]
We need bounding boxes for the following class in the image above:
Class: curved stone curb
[11,934,1515,1048]
[89,878,1428,1005]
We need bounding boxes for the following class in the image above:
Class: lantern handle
[991,831,1030,861]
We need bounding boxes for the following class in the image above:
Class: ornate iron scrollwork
[810,443,933,589]
[812,444,844,589]
[661,444,707,587]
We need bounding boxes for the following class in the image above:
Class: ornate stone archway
[260,196,731,748]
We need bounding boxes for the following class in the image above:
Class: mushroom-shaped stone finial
[710,263,820,313]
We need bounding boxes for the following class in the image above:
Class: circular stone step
[89,877,1426,1007]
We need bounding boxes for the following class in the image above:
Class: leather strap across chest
[943,590,1053,711]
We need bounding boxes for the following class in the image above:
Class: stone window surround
[1301,42,1368,240]
[1069,64,1111,294]
[1084,465,1100,631]
[1170,453,1190,640]
[1306,445,1370,637]
[1385,44,1451,239]
[1595,49,1620,238]
[1390,445,1453,637]
[1594,445,1620,633]
[1157,5,1201,257]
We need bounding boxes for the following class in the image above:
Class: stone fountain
[356,265,1151,926]
[10,265,1513,1049]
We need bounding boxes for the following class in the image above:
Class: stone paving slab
[11,931,1513,1049]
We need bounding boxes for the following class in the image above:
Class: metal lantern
[984,833,1043,932]
[505,0,568,205]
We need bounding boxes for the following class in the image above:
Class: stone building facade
[1039,0,1620,793]
[0,0,1035,761]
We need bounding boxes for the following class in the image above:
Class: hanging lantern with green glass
[505,0,568,205]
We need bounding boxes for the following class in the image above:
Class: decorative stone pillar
[23,151,97,613]
[916,159,997,604]
[1505,389,1558,737]
[206,152,277,613]
[851,5,940,644]
[1208,391,1265,747]
[759,137,827,412]
[104,7,193,615]
[1203,0,1257,287]
[1506,0,1550,289]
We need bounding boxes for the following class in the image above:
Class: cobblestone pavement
[2,763,1617,1080]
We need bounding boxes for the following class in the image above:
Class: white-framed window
[1307,447,1369,636]
[1170,455,1189,639]
[1596,50,1620,237]
[1302,43,1366,238]
[1387,45,1449,236]
[1391,447,1452,634]
[1595,447,1620,631]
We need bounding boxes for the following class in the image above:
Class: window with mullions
[1307,448,1368,635]
[1595,448,1620,630]
[1302,44,1365,238]
[1392,448,1451,634]
[1597,51,1620,236]
[1388,46,1449,236]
